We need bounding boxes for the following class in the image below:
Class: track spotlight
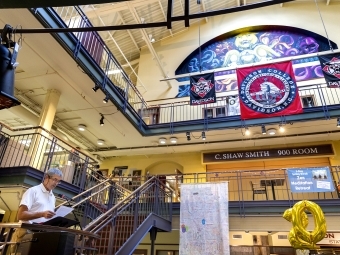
[92,85,100,92]
[186,132,191,141]
[78,124,86,131]
[261,125,266,135]
[202,131,206,140]
[103,95,109,103]
[100,115,104,126]
[97,139,105,145]
[245,127,250,136]
[279,124,285,133]
[337,118,340,128]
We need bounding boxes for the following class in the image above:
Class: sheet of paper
[52,205,74,218]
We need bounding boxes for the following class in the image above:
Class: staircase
[56,176,132,228]
[83,176,173,255]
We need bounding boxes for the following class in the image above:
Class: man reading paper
[10,168,63,253]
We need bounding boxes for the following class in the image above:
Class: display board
[179,182,229,255]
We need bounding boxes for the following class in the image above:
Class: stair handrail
[83,176,158,232]
[89,178,171,236]
[56,178,112,208]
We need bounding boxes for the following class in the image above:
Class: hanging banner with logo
[190,73,216,105]
[180,182,229,255]
[318,53,340,88]
[237,61,303,119]
[287,167,335,193]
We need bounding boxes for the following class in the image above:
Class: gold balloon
[283,200,327,249]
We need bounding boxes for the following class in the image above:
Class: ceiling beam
[10,0,295,34]
[89,5,147,91]
[117,12,140,52]
[201,0,209,23]
[0,0,134,8]
[165,0,173,30]
[127,2,172,87]
[184,0,190,27]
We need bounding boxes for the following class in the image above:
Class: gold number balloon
[283,200,327,249]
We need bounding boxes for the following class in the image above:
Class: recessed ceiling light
[78,124,86,131]
[267,128,276,135]
[97,139,105,145]
[159,138,167,144]
[170,137,177,144]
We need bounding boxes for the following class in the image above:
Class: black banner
[318,53,340,88]
[190,73,216,106]
[202,144,334,163]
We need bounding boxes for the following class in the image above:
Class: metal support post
[150,227,157,255]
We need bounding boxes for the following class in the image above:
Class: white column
[29,89,61,169]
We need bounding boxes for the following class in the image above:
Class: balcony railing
[144,83,340,124]
[0,124,100,191]
[51,6,147,114]
[113,167,340,205]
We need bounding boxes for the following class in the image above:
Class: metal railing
[56,178,132,229]
[0,125,100,191]
[115,166,340,204]
[84,176,173,255]
[52,6,147,114]
[151,83,340,124]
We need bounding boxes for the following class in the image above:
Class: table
[260,178,285,200]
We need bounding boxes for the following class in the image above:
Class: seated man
[9,168,63,253]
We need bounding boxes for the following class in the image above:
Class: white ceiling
[0,1,339,159]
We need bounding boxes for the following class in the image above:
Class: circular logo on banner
[239,67,297,114]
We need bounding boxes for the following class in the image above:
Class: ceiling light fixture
[279,124,285,133]
[100,114,104,126]
[202,131,206,140]
[261,125,266,135]
[267,128,276,135]
[337,118,340,128]
[92,85,100,92]
[159,138,167,144]
[245,127,251,136]
[170,137,177,144]
[103,95,109,103]
[186,132,191,141]
[78,124,86,131]
[148,34,155,43]
[97,139,105,145]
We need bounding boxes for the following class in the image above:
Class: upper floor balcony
[26,6,339,137]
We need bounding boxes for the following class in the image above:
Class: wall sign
[202,144,333,163]
[317,233,340,245]
[287,167,334,193]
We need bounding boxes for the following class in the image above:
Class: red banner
[237,61,303,119]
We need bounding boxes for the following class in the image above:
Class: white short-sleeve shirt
[19,183,56,223]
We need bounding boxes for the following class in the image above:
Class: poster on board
[287,167,334,193]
